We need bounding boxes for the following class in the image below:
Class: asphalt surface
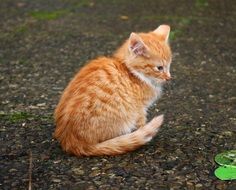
[0,0,236,189]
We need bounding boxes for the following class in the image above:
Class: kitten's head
[122,25,172,86]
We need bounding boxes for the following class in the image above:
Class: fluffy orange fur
[54,25,172,156]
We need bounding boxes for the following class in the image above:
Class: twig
[28,150,32,190]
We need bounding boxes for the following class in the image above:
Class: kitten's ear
[154,25,170,42]
[129,32,147,56]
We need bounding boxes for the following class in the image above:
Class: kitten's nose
[165,73,171,81]
[166,76,171,81]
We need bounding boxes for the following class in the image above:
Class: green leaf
[215,150,236,168]
[214,167,236,180]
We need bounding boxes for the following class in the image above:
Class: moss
[29,0,93,21]
[30,10,69,20]
[74,0,94,8]
[169,29,182,41]
[0,112,34,123]
[0,23,29,40]
[0,112,53,123]
[142,15,191,22]
[14,25,28,34]
[142,15,191,40]
[41,115,54,122]
[179,18,192,26]
[17,59,29,65]
[195,0,208,8]
[61,0,89,5]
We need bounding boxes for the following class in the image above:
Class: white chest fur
[131,70,163,111]
[132,70,162,95]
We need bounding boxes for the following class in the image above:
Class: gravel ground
[0,0,236,189]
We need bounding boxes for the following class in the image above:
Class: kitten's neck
[113,41,129,61]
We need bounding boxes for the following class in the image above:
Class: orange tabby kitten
[54,25,172,156]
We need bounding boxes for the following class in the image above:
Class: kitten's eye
[157,66,164,71]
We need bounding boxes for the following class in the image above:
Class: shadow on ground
[0,0,235,189]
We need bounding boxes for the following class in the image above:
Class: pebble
[89,170,101,177]
[195,183,203,189]
[222,131,233,136]
[37,103,46,107]
[0,127,6,132]
[120,15,129,20]
[186,181,194,190]
[9,169,17,172]
[53,160,61,164]
[72,168,85,175]
[52,179,61,183]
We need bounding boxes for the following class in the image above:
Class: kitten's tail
[73,115,164,156]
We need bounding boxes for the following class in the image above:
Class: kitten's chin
[150,79,164,89]
[153,79,165,86]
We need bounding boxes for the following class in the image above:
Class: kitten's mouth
[165,77,172,81]
[160,75,172,83]
[157,78,171,85]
